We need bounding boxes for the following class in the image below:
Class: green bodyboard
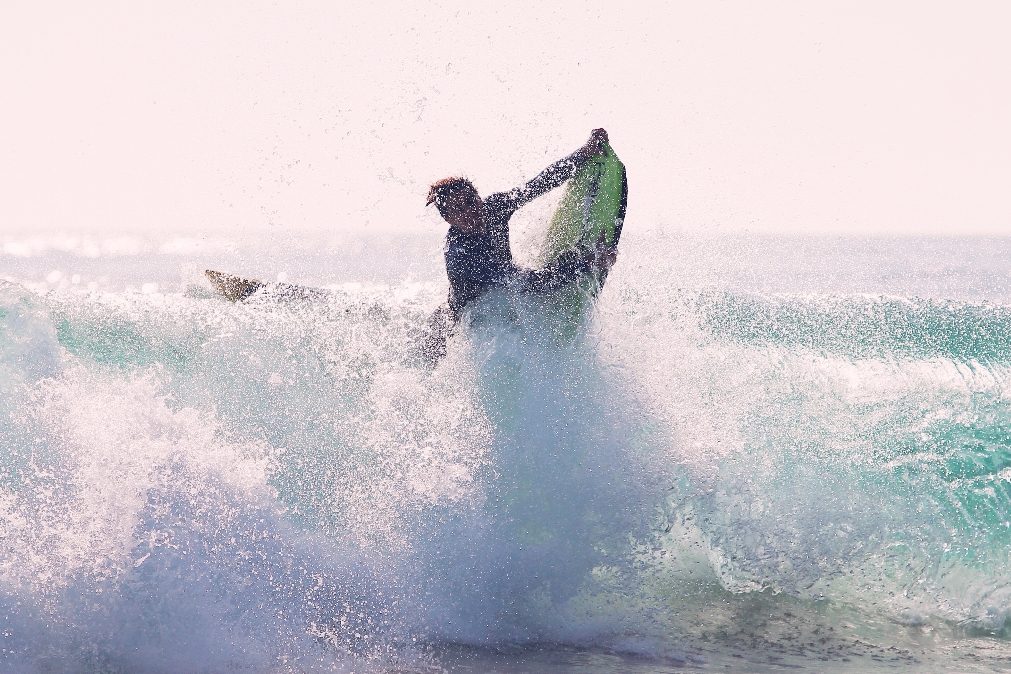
[538,143,627,317]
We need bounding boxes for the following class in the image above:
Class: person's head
[426,177,483,233]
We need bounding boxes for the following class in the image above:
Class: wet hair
[426,177,478,218]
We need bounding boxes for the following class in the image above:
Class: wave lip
[700,290,1011,363]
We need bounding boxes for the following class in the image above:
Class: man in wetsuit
[422,129,615,360]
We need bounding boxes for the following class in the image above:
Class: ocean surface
[2,231,1010,673]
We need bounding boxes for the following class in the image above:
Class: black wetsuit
[443,150,592,320]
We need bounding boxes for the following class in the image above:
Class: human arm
[513,231,617,293]
[499,129,609,212]
[419,254,488,365]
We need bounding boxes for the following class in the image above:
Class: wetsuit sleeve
[499,150,591,212]
[512,245,593,293]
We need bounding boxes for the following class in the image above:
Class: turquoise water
[1,234,1010,672]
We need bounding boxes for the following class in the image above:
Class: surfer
[422,129,617,361]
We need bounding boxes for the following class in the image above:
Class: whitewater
[2,231,1010,672]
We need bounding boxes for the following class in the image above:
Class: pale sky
[2,1,1009,239]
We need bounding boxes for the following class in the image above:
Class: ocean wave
[699,290,1011,363]
[1,278,1010,671]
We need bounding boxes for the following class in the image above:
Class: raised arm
[500,129,609,211]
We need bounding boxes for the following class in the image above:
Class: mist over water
[2,232,1010,672]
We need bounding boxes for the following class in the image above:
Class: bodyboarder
[422,128,616,361]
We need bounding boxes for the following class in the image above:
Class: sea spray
[397,289,665,644]
[2,234,1010,671]
[596,276,1011,635]
[0,285,413,672]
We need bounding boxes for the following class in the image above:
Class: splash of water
[1,235,1010,671]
